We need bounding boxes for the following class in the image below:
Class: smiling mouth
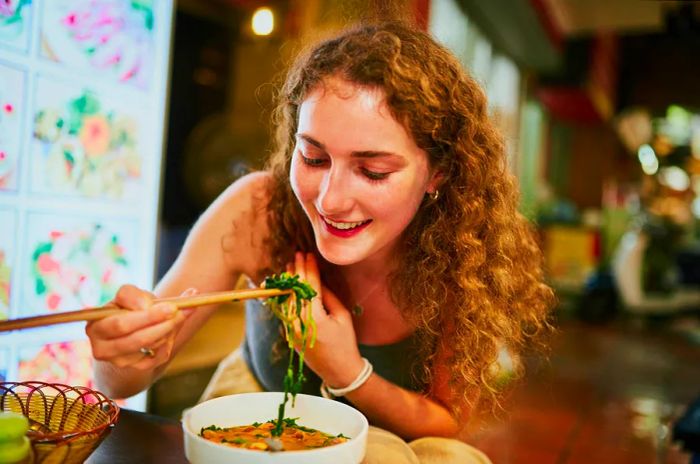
[323,217,371,230]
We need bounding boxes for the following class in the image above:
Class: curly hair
[263,21,555,417]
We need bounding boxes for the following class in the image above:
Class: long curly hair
[263,21,555,417]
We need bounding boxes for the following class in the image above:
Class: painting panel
[0,0,32,53]
[40,0,156,89]
[18,339,93,387]
[30,76,146,200]
[0,63,25,191]
[20,212,137,317]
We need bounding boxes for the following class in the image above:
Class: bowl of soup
[183,392,368,464]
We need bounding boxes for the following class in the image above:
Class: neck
[319,255,393,315]
[341,253,394,284]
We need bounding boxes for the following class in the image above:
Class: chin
[315,243,366,266]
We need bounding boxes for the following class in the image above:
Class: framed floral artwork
[30,76,147,200]
[18,339,94,388]
[0,0,172,412]
[20,212,137,317]
[40,0,156,89]
[0,62,26,191]
[0,0,33,53]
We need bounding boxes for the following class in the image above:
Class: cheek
[372,188,424,229]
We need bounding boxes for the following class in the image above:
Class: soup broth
[200,420,349,451]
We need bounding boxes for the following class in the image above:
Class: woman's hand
[289,252,365,388]
[85,285,195,371]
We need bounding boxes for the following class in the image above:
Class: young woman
[86,21,554,462]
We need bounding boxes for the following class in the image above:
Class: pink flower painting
[29,223,130,314]
[41,0,155,89]
[0,0,32,51]
[18,340,94,388]
[0,64,25,191]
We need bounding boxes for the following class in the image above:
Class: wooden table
[87,409,188,463]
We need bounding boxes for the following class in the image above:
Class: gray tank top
[241,299,426,396]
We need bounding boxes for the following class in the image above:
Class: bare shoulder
[208,171,270,221]
[201,171,272,274]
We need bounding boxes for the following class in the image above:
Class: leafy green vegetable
[263,272,317,437]
[222,437,248,445]
[201,425,222,434]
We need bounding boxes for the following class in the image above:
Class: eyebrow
[296,133,402,159]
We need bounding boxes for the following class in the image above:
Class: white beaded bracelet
[320,357,373,399]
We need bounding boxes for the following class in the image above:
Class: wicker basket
[0,381,119,464]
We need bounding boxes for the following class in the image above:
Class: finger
[91,310,184,359]
[109,352,146,369]
[286,262,294,275]
[295,251,306,281]
[291,272,309,324]
[114,284,154,312]
[179,287,198,316]
[106,332,172,364]
[87,303,178,340]
[304,253,321,296]
[130,352,164,370]
[304,254,327,320]
[181,287,198,297]
[321,286,351,318]
[112,310,185,354]
[292,252,310,320]
[113,339,172,370]
[92,320,180,367]
[130,355,162,371]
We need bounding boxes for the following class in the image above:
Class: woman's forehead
[296,77,428,164]
[300,76,398,123]
[305,76,387,110]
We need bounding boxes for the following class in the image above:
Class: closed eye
[361,168,390,182]
[300,154,327,167]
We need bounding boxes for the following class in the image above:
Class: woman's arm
[345,333,475,439]
[89,172,271,398]
[344,372,459,439]
[320,285,461,440]
[291,253,462,440]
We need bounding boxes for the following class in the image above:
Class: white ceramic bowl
[182,392,368,464]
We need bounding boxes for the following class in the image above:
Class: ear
[426,170,445,195]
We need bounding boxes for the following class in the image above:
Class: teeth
[325,218,367,230]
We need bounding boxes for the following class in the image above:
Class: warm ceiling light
[252,7,274,36]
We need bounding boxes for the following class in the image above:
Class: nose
[317,164,354,215]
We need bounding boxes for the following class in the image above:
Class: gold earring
[429,190,439,201]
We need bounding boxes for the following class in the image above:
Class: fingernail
[182,287,197,297]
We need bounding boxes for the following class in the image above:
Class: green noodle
[263,272,317,437]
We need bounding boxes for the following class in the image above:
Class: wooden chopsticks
[0,288,293,332]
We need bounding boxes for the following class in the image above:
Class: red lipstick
[321,218,371,238]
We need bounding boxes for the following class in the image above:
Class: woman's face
[290,77,438,267]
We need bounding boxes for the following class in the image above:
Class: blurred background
[1,0,700,462]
